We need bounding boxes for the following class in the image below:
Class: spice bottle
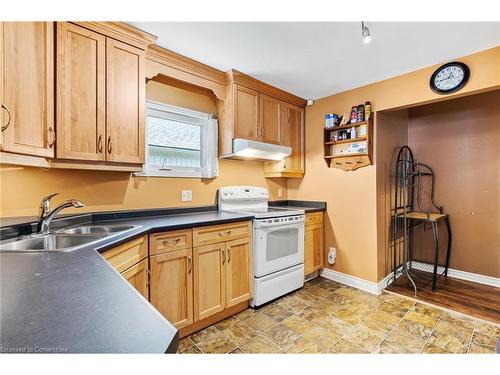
[350,106,357,124]
[365,101,371,121]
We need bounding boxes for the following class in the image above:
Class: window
[140,100,219,178]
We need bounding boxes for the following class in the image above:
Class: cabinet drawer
[150,229,192,255]
[102,235,148,273]
[193,221,252,247]
[305,212,323,227]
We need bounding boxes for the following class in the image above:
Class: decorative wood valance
[146,45,227,100]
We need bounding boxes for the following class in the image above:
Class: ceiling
[131,22,500,99]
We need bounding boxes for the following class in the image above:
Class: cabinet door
[106,38,145,164]
[193,243,225,321]
[150,248,193,329]
[226,238,252,307]
[304,224,324,275]
[259,94,280,144]
[56,22,106,161]
[0,22,54,157]
[281,103,304,173]
[121,258,149,300]
[233,84,259,141]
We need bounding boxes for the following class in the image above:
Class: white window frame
[136,100,214,178]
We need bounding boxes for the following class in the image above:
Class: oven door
[253,216,305,278]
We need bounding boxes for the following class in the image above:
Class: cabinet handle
[107,136,112,154]
[227,247,231,263]
[97,134,103,152]
[222,249,225,264]
[146,267,151,287]
[162,238,180,247]
[1,104,12,132]
[187,256,192,273]
[48,127,56,148]
[218,230,231,237]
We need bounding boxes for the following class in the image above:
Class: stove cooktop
[230,206,305,219]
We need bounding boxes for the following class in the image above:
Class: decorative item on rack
[324,113,339,129]
[323,100,373,171]
[340,111,350,126]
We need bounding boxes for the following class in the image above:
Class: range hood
[223,138,292,161]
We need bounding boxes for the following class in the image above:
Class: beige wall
[288,46,500,283]
[408,90,500,278]
[0,80,287,218]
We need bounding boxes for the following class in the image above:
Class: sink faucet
[37,193,85,234]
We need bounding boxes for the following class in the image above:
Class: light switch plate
[181,190,192,202]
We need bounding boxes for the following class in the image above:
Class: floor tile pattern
[177,277,500,354]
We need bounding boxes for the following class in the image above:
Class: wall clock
[430,62,470,94]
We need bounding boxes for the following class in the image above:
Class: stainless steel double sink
[0,225,140,253]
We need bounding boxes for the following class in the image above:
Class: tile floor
[178,277,500,354]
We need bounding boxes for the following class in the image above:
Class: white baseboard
[321,263,500,296]
[321,268,390,295]
[411,261,500,288]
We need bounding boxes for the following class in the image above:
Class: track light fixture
[362,21,371,44]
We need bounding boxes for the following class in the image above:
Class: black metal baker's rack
[389,145,452,295]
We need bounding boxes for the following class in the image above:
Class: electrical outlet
[328,247,336,265]
[278,188,283,197]
[181,190,192,202]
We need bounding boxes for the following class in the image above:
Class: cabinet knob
[218,230,231,237]
[222,249,225,264]
[162,238,180,247]
[107,136,112,154]
[146,268,151,287]
[227,247,231,263]
[187,256,192,273]
[97,134,103,153]
[1,104,12,132]
[48,127,56,148]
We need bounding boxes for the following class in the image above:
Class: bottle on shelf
[356,105,364,122]
[350,106,357,124]
[350,126,357,139]
[365,101,371,121]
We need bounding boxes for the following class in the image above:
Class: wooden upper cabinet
[56,22,106,161]
[150,248,193,329]
[281,103,304,173]
[225,238,252,308]
[264,102,305,177]
[233,84,259,141]
[106,38,145,164]
[259,94,280,144]
[218,70,306,167]
[193,243,226,321]
[0,22,54,158]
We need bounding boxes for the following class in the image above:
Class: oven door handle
[254,219,304,229]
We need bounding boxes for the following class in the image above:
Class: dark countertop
[0,210,254,353]
[269,200,326,213]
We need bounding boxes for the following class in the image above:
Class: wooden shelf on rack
[324,121,368,132]
[325,136,367,145]
[324,115,373,171]
[325,152,368,159]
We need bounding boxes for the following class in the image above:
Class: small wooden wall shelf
[324,118,373,171]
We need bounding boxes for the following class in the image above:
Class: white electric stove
[218,186,305,307]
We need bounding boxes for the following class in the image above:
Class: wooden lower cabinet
[150,248,193,329]
[121,258,149,300]
[304,213,324,275]
[225,237,252,307]
[193,243,226,321]
[104,223,252,336]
